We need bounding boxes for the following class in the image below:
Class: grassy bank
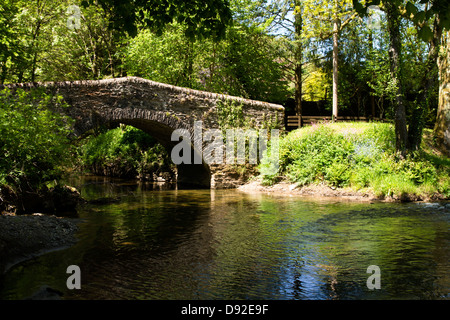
[259,122,450,201]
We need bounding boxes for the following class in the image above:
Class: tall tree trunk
[294,1,303,125]
[368,30,376,119]
[408,16,442,151]
[30,21,41,83]
[385,2,408,156]
[0,57,7,84]
[434,31,450,157]
[332,9,339,122]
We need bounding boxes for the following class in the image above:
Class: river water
[1,176,449,300]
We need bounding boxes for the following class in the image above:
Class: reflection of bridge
[4,77,284,188]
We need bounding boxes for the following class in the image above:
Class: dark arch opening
[106,119,211,189]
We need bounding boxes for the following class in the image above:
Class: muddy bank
[238,179,448,202]
[0,214,80,275]
[0,184,82,216]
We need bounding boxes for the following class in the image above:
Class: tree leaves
[353,0,450,41]
[417,25,434,42]
[0,88,74,187]
[83,0,233,40]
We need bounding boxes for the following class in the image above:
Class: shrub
[80,125,174,180]
[0,88,73,189]
[264,123,354,186]
[259,122,449,199]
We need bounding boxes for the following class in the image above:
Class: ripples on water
[1,177,449,300]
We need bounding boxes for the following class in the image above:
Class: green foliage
[216,100,247,130]
[124,24,199,89]
[260,122,449,198]
[0,88,73,188]
[124,22,290,103]
[0,0,124,83]
[204,25,290,102]
[81,0,232,40]
[353,0,450,36]
[80,125,174,179]
[276,123,355,186]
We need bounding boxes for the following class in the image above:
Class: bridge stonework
[3,77,284,188]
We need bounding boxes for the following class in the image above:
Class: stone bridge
[3,77,284,188]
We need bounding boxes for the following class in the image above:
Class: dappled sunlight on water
[1,176,449,300]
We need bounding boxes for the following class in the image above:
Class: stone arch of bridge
[82,108,211,189]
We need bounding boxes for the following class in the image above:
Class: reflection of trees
[3,182,448,300]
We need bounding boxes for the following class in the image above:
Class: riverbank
[258,122,450,201]
[0,213,80,275]
[238,178,449,203]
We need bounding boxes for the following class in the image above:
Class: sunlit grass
[261,122,450,200]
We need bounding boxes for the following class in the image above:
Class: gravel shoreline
[237,179,448,202]
[0,214,81,274]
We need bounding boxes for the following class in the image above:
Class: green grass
[260,121,450,200]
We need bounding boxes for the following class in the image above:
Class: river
[0,175,449,300]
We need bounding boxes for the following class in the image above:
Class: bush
[80,125,175,180]
[0,88,73,189]
[259,122,449,199]
[274,123,354,186]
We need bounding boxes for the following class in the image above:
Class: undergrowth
[80,125,175,180]
[259,122,450,199]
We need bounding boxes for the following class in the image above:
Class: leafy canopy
[352,0,450,41]
[81,0,233,39]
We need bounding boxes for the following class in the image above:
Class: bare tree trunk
[368,30,376,119]
[332,15,339,122]
[434,31,450,156]
[385,1,408,156]
[0,58,7,84]
[30,20,41,83]
[408,16,442,151]
[294,1,303,125]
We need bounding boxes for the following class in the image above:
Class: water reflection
[0,176,449,300]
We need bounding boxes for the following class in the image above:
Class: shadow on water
[1,176,449,300]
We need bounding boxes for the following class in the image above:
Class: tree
[124,22,290,103]
[435,31,450,156]
[81,0,233,40]
[293,1,303,118]
[384,0,409,154]
[41,2,125,81]
[254,0,358,120]
[353,0,450,153]
[302,0,358,120]
[0,0,21,83]
[17,0,64,82]
[124,24,200,89]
